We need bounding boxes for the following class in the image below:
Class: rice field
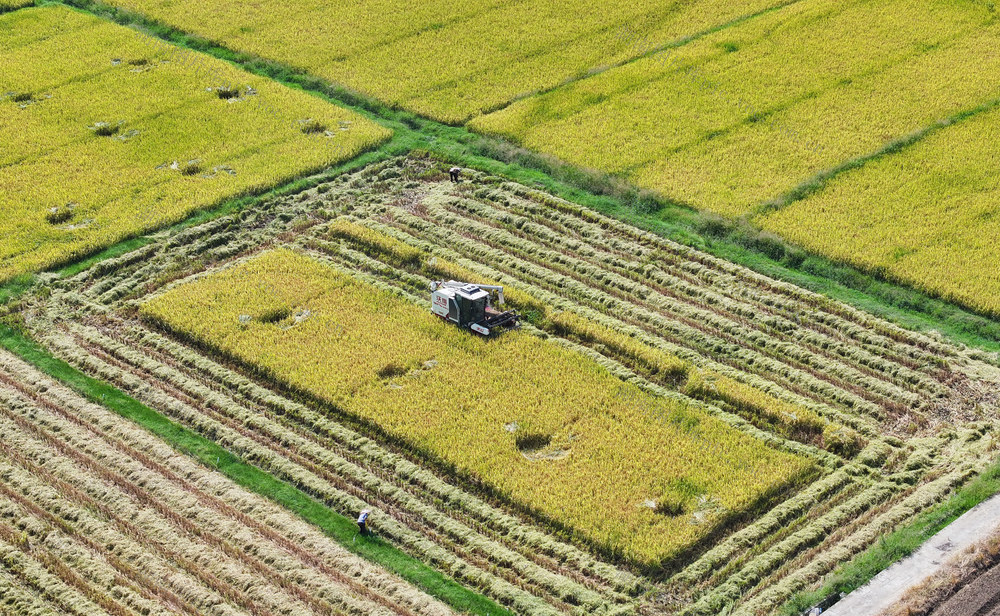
[0,349,455,616]
[0,5,390,284]
[14,156,1000,615]
[760,105,1000,317]
[471,0,1000,217]
[140,248,813,564]
[3,0,1000,610]
[97,0,786,123]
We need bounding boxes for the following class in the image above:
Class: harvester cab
[429,280,520,336]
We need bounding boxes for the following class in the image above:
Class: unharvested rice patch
[141,249,814,565]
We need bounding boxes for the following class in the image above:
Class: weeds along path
[0,349,456,616]
[827,494,1000,616]
[10,155,1000,615]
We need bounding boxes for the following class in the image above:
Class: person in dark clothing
[449,166,461,182]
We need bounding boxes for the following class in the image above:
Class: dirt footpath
[824,493,1000,616]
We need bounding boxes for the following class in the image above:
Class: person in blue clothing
[357,509,371,536]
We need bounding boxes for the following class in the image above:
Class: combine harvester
[430,280,520,336]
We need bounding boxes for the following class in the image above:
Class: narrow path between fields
[824,492,1000,616]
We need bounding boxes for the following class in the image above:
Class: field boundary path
[824,492,1000,616]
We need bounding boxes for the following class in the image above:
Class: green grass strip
[0,274,35,307]
[757,96,1000,216]
[0,323,512,616]
[780,461,1000,615]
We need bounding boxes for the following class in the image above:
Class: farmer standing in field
[449,166,461,182]
[357,509,370,536]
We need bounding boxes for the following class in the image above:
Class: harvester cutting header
[430,280,521,336]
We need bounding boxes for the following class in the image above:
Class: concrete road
[822,492,1000,616]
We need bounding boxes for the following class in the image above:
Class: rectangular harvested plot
[98,0,785,123]
[141,249,813,564]
[760,105,1000,317]
[0,5,390,284]
[471,0,1000,215]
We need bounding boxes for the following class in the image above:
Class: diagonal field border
[0,323,513,616]
[754,96,1000,216]
[484,0,805,118]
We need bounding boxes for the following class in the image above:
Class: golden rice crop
[325,219,423,267]
[141,249,813,564]
[457,278,856,452]
[0,5,390,284]
[471,0,999,216]
[759,106,1000,317]
[101,0,783,123]
[312,230,854,453]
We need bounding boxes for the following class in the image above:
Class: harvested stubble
[0,349,454,616]
[13,155,1000,615]
[0,5,390,284]
[14,194,648,615]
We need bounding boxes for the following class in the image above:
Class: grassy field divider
[757,96,1000,216]
[485,0,805,117]
[0,323,513,616]
[780,459,1000,615]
